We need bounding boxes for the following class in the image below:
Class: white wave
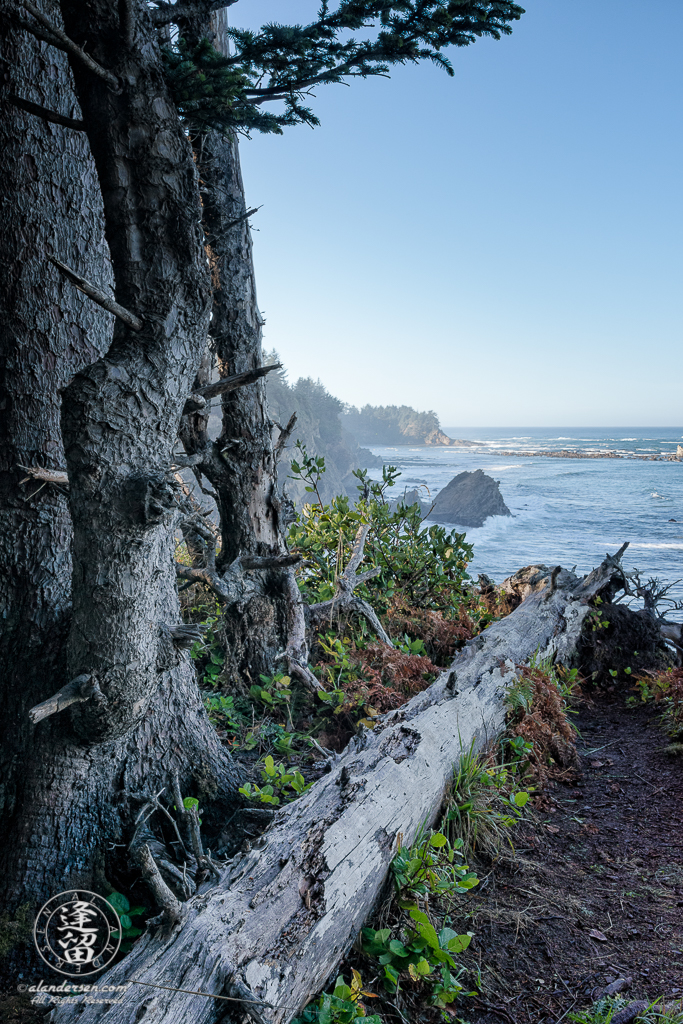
[487,465,523,471]
[621,437,637,441]
[630,543,683,549]
[650,492,668,499]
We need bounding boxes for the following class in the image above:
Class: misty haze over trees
[342,404,452,446]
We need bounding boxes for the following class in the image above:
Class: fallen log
[51,550,627,1024]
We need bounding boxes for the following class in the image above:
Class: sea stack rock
[428,469,511,528]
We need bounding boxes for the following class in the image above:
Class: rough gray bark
[51,552,626,1024]
[0,1,242,942]
[57,0,215,743]
[0,0,112,912]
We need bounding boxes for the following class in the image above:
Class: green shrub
[292,971,381,1023]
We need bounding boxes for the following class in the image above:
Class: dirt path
[461,695,683,1024]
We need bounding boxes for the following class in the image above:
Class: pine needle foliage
[157,0,525,133]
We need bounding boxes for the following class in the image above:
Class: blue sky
[235,1,683,427]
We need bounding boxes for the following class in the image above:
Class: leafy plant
[251,672,296,730]
[292,971,381,1024]
[628,668,683,738]
[391,829,479,904]
[239,755,311,806]
[106,892,147,954]
[290,442,327,508]
[288,453,474,618]
[503,656,581,783]
[186,600,225,687]
[397,634,428,657]
[362,908,473,1005]
[204,693,241,735]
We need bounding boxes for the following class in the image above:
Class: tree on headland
[342,403,450,445]
[0,0,523,1012]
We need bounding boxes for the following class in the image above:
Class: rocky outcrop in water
[429,469,511,527]
[399,469,511,528]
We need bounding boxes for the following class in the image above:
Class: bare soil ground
[457,694,683,1024]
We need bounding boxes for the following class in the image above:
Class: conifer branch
[7,93,85,131]
[50,257,143,331]
[18,0,120,90]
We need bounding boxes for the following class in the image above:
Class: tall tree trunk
[179,10,297,686]
[0,2,242,969]
[0,0,112,918]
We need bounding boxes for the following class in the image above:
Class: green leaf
[429,832,448,847]
[119,914,132,929]
[107,892,130,914]
[447,933,472,953]
[513,791,530,808]
[411,919,440,951]
[388,939,408,955]
[183,797,199,812]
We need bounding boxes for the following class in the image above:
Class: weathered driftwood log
[51,551,626,1024]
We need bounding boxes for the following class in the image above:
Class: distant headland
[341,405,478,447]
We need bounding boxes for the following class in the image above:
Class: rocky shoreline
[453,447,682,462]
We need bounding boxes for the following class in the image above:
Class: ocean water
[366,428,683,620]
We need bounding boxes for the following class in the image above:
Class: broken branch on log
[175,563,234,602]
[7,93,85,130]
[181,364,281,415]
[18,1,120,89]
[28,674,99,724]
[51,549,631,1024]
[129,791,191,869]
[50,257,143,330]
[171,775,219,885]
